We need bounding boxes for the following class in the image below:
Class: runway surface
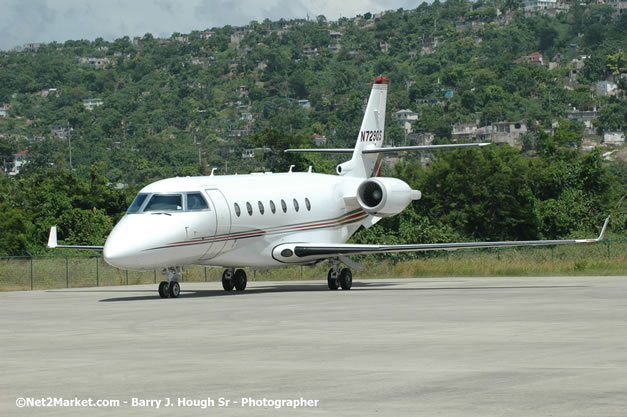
[1,276,626,416]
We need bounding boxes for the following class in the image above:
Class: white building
[595,81,619,97]
[78,57,112,69]
[82,98,103,110]
[312,134,327,146]
[603,131,625,145]
[8,150,28,176]
[394,109,419,135]
[0,104,8,118]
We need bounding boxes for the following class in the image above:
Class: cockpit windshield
[127,192,209,213]
[144,194,183,212]
[127,193,148,213]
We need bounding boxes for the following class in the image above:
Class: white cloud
[0,0,425,50]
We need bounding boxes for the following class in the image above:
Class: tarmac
[1,275,626,416]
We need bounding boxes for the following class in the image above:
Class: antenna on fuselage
[210,168,217,176]
[288,165,295,173]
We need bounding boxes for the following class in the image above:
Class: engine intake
[356,177,421,217]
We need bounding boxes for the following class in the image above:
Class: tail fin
[337,76,388,178]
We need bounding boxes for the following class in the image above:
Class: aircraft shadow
[97,282,587,302]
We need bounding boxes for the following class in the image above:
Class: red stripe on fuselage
[157,210,368,249]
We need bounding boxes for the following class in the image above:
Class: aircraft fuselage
[103,172,368,271]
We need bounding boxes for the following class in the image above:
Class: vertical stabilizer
[337,76,389,178]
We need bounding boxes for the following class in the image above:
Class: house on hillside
[605,0,627,16]
[603,131,625,145]
[408,132,435,146]
[595,81,619,97]
[52,126,71,139]
[0,104,8,118]
[476,121,528,145]
[452,123,478,140]
[312,134,327,146]
[394,109,419,135]
[79,57,112,69]
[8,150,28,176]
[82,98,103,110]
[513,52,544,66]
[566,108,600,136]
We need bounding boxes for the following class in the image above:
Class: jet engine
[356,177,421,217]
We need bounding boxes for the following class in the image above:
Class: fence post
[607,239,611,259]
[30,256,33,290]
[204,267,207,282]
[551,246,555,261]
[300,265,304,280]
[96,256,99,287]
[154,270,157,284]
[126,270,129,285]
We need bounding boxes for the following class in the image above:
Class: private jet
[48,76,609,298]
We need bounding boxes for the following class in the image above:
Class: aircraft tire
[234,269,247,291]
[222,270,235,291]
[339,268,352,290]
[169,281,180,298]
[158,281,170,298]
[327,269,339,290]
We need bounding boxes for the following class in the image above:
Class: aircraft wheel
[158,281,170,298]
[234,269,247,291]
[339,268,352,290]
[169,281,180,298]
[222,270,235,291]
[327,269,339,290]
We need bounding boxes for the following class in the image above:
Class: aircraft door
[202,189,232,259]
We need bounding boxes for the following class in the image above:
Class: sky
[0,0,420,51]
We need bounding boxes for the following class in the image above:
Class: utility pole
[67,122,73,169]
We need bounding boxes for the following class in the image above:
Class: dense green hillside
[0,0,625,255]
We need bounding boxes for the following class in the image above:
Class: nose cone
[103,218,143,270]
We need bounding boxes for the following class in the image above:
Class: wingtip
[47,225,58,248]
[597,216,610,241]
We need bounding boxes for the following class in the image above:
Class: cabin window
[258,201,265,215]
[293,198,299,212]
[127,193,148,213]
[270,200,276,214]
[186,192,209,211]
[234,203,241,217]
[281,199,287,213]
[305,198,311,211]
[144,194,183,212]
[246,202,253,216]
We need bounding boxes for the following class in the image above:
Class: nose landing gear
[158,266,183,298]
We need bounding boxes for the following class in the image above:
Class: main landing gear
[327,264,352,291]
[222,268,247,292]
[158,266,183,298]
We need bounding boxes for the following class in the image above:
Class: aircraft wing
[272,217,610,263]
[47,226,104,250]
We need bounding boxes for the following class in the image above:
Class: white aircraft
[48,76,609,298]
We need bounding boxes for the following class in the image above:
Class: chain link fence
[1,239,625,291]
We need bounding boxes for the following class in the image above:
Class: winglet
[47,226,58,248]
[596,216,610,241]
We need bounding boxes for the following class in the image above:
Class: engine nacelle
[356,177,421,217]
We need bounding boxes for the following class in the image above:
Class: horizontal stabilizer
[47,226,104,250]
[284,143,491,154]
